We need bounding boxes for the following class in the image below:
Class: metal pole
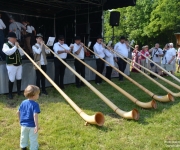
[74,7,76,37]
[54,14,56,37]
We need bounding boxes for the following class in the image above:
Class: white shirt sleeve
[53,43,59,54]
[26,26,32,33]
[95,44,105,54]
[0,19,6,29]
[32,45,42,54]
[104,49,111,58]
[73,44,79,53]
[18,48,24,56]
[64,44,71,51]
[31,26,35,31]
[172,49,176,56]
[158,48,163,55]
[2,44,18,56]
[114,43,118,57]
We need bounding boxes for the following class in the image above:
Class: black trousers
[36,65,47,91]
[117,57,127,80]
[54,57,66,88]
[105,66,112,80]
[74,59,85,86]
[95,58,105,83]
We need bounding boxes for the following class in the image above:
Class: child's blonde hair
[24,85,40,98]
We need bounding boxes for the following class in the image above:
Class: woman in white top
[32,33,50,95]
[104,48,115,80]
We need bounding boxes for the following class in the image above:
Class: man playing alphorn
[2,32,24,99]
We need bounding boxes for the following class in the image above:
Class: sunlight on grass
[0,72,180,150]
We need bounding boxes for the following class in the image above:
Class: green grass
[0,72,180,150]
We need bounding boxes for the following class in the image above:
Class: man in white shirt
[93,36,105,85]
[73,36,87,88]
[22,21,33,57]
[32,33,50,95]
[0,13,6,60]
[9,18,25,41]
[2,32,24,99]
[53,35,70,89]
[114,36,129,81]
[149,43,163,75]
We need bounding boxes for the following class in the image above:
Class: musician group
[0,14,180,100]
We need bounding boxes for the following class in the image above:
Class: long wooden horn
[106,45,180,97]
[18,46,105,126]
[44,44,139,120]
[56,45,156,109]
[85,46,174,103]
[129,44,180,83]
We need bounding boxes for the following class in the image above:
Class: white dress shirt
[2,41,24,56]
[32,43,50,65]
[114,42,129,58]
[73,43,85,59]
[93,42,105,59]
[104,49,115,67]
[26,25,33,33]
[31,26,35,31]
[0,19,6,29]
[53,42,70,59]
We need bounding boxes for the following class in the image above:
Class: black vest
[6,43,22,66]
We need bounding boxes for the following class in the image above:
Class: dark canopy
[0,0,136,17]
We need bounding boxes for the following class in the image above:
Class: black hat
[7,32,17,38]
[74,36,81,41]
[36,33,43,38]
[58,35,64,41]
[97,35,103,40]
[120,36,126,40]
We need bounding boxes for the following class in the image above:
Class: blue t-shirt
[18,99,40,127]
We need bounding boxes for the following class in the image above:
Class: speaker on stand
[109,11,120,45]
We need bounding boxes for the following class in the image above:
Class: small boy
[17,85,41,150]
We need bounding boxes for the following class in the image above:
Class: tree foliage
[104,0,180,47]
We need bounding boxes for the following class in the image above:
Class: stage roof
[0,0,136,18]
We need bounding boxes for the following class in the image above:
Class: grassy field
[0,71,180,150]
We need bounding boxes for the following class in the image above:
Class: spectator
[161,43,176,75]
[131,45,140,72]
[169,43,177,73]
[139,46,149,72]
[149,43,163,76]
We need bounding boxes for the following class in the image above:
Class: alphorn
[129,44,180,84]
[18,46,105,126]
[44,44,139,120]
[106,45,180,97]
[85,46,173,102]
[57,45,156,109]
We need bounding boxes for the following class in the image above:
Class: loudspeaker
[110,11,120,27]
